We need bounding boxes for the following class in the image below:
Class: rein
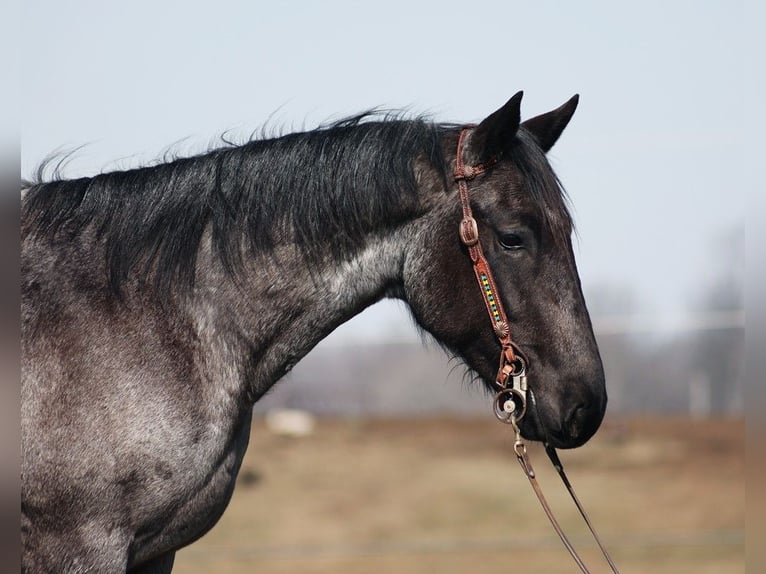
[454,128,620,574]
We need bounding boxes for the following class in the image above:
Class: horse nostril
[565,403,594,438]
[547,391,606,449]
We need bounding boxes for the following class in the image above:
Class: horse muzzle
[522,381,607,449]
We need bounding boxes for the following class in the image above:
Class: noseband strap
[454,127,620,574]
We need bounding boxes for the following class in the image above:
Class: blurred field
[174,416,743,573]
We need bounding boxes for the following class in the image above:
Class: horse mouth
[516,390,548,442]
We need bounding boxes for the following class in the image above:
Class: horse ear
[520,94,579,152]
[468,91,524,163]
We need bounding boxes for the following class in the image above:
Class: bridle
[454,127,620,574]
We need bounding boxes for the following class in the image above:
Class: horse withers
[21,92,606,572]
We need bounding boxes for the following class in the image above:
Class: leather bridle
[454,127,620,574]
[453,128,529,423]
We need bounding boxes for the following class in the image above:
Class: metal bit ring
[493,388,527,423]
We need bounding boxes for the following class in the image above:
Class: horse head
[403,92,606,449]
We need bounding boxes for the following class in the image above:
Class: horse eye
[499,232,525,250]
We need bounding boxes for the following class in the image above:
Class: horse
[21,91,607,573]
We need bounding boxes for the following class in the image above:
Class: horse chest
[129,413,252,566]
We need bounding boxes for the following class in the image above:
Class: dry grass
[174,416,744,573]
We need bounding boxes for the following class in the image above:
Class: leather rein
[454,128,620,574]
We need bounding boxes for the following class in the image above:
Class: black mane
[23,114,449,293]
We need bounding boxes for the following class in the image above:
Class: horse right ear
[520,94,579,152]
[467,91,524,164]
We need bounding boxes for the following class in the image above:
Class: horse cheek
[403,237,481,348]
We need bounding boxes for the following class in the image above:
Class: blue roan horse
[21,92,606,573]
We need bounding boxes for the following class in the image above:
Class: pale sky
[21,1,748,343]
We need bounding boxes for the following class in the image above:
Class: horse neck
[189,230,410,402]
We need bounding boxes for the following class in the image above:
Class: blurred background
[21,1,746,572]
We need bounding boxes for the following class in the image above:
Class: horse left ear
[468,91,524,163]
[520,94,579,152]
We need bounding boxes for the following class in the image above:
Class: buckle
[459,217,479,246]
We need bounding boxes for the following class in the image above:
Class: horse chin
[542,426,597,450]
[516,421,545,444]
